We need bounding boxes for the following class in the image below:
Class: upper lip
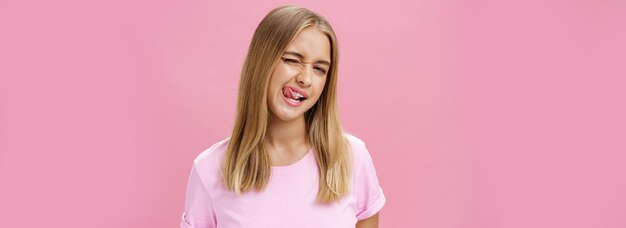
[284,86,309,99]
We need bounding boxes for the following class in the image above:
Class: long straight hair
[221,5,350,204]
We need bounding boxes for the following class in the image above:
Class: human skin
[265,26,330,163]
[356,213,379,227]
[264,25,380,228]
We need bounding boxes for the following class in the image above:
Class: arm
[356,212,379,228]
[180,162,217,228]
[352,138,386,228]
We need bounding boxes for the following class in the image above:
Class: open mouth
[282,86,307,104]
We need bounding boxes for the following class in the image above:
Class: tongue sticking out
[283,87,301,100]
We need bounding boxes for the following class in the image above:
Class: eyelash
[282,57,328,75]
[283,58,299,64]
[315,67,327,75]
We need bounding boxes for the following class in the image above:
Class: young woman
[180,5,386,228]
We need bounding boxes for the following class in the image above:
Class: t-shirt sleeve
[354,142,387,220]
[180,162,217,228]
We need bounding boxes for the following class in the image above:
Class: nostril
[298,77,310,84]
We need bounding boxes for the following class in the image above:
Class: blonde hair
[221,5,351,204]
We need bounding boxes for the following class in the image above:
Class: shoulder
[343,133,386,219]
[193,137,230,166]
[190,137,231,187]
[343,133,372,167]
[344,132,367,148]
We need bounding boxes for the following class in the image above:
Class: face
[267,26,331,122]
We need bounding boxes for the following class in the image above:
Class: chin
[277,115,298,122]
[276,110,305,122]
[270,106,309,122]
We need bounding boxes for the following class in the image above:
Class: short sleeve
[180,162,217,228]
[354,142,387,220]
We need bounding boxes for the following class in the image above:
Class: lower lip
[282,92,305,107]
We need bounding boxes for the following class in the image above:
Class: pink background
[1,0,625,227]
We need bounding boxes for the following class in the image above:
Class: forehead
[284,26,331,61]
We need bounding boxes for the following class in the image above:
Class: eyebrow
[283,51,330,66]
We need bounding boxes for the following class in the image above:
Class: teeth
[283,92,302,103]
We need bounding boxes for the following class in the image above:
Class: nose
[296,65,312,87]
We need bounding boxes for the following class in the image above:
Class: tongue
[283,87,299,99]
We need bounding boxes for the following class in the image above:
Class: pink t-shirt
[180,134,386,228]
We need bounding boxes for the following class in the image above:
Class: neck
[265,114,308,151]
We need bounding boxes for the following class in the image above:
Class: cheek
[268,69,285,93]
[311,79,327,100]
[318,78,328,91]
[273,64,299,78]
